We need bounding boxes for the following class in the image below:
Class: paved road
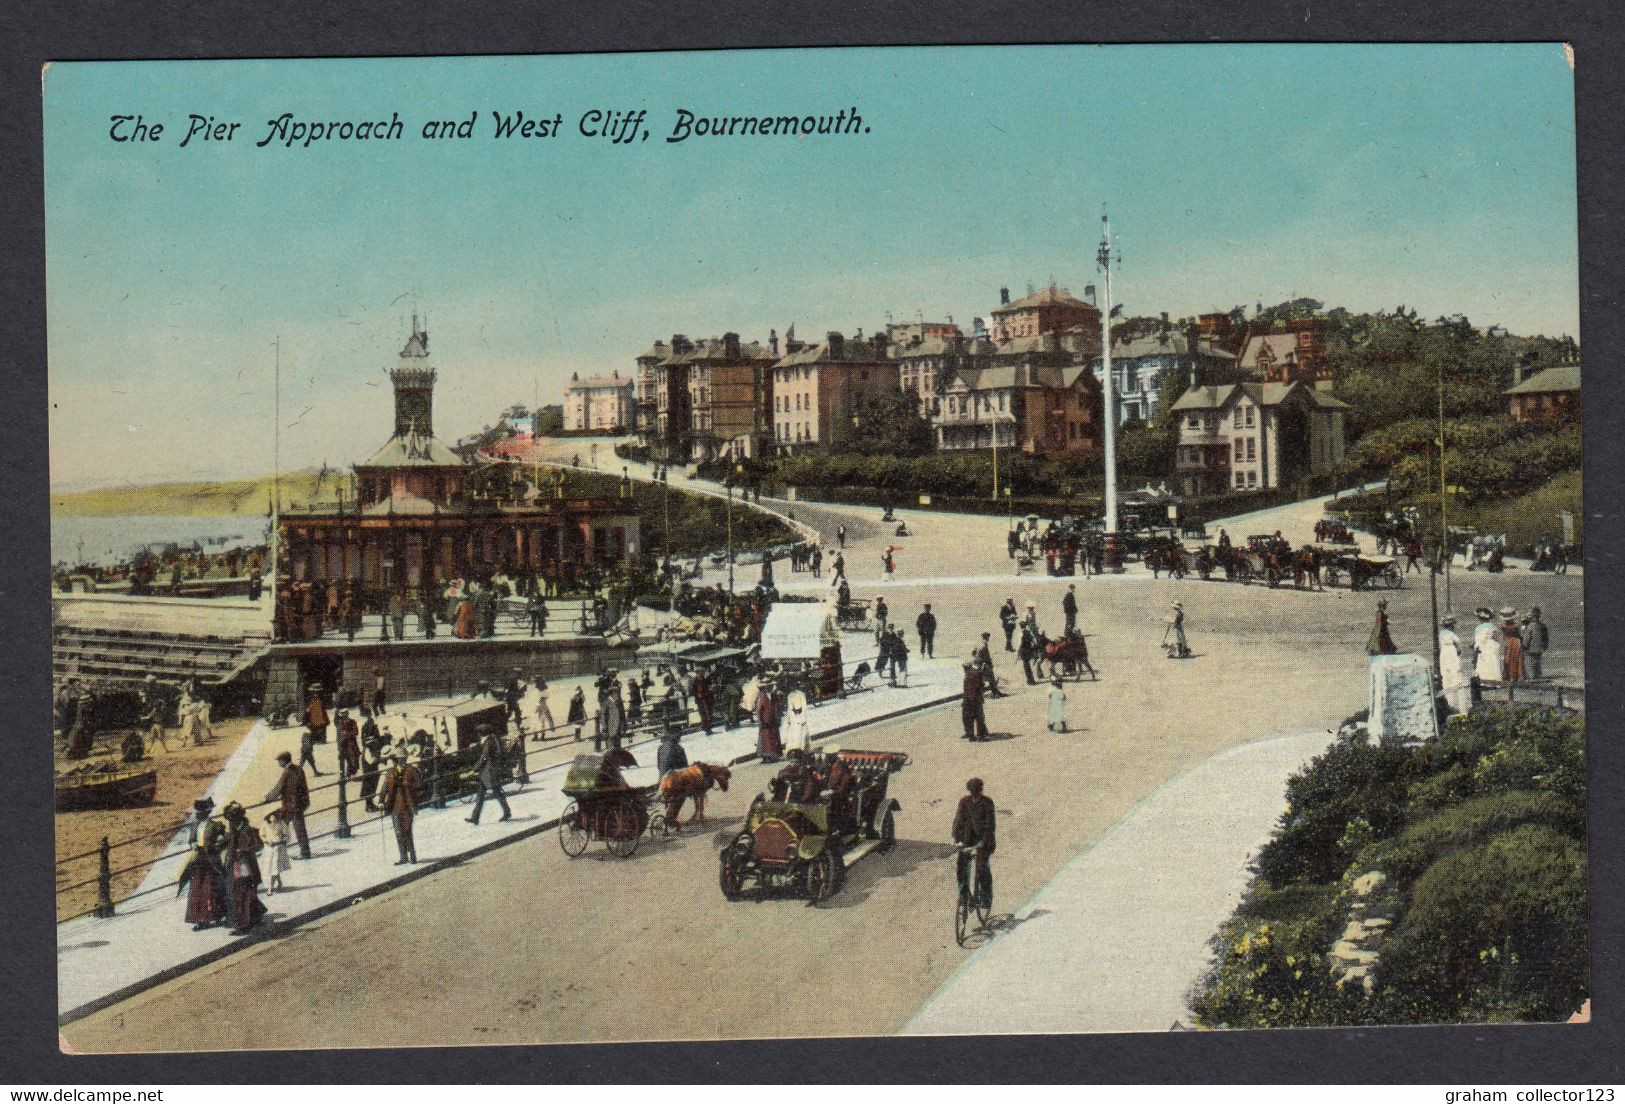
[61,473,1585,1052]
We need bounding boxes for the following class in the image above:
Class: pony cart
[835,596,873,632]
[557,752,673,859]
[1321,549,1403,591]
[718,749,907,903]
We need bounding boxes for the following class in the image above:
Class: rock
[1351,871,1388,897]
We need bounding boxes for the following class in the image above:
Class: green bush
[1256,740,1420,889]
[1360,791,1578,887]
[1373,824,1588,1023]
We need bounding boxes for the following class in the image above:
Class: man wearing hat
[503,667,527,730]
[1438,615,1472,715]
[973,631,1005,697]
[532,675,557,742]
[998,598,1019,651]
[264,750,312,859]
[1523,607,1549,679]
[378,748,420,864]
[466,723,513,825]
[1062,584,1078,637]
[221,802,267,936]
[916,603,937,659]
[961,661,989,741]
[952,778,996,910]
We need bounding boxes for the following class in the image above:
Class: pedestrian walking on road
[1366,599,1397,656]
[264,810,292,892]
[1062,584,1078,636]
[784,687,811,753]
[999,599,1018,651]
[1523,607,1549,679]
[961,662,989,741]
[1018,625,1040,686]
[466,724,513,825]
[831,553,846,585]
[1163,602,1190,659]
[1499,607,1525,683]
[916,603,937,658]
[222,802,267,936]
[567,685,587,741]
[533,678,557,741]
[1472,607,1503,687]
[836,524,847,549]
[1047,678,1069,733]
[755,682,783,761]
[298,726,324,777]
[974,632,1006,697]
[875,595,889,635]
[378,749,419,864]
[264,751,313,859]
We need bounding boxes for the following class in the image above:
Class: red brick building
[990,284,1101,345]
[1505,364,1581,423]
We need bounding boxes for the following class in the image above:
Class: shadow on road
[816,836,959,910]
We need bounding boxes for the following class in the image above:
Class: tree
[829,390,934,457]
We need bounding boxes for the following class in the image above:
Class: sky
[44,44,1579,490]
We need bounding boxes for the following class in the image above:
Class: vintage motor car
[718,748,906,903]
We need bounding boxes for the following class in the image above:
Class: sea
[50,515,268,568]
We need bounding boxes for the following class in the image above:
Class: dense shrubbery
[554,470,795,557]
[1193,707,1588,1027]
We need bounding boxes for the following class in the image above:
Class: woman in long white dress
[1472,607,1504,684]
[783,687,811,753]
[1438,615,1472,715]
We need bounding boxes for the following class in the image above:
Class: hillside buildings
[564,371,635,432]
[1169,381,1349,495]
[1505,363,1581,424]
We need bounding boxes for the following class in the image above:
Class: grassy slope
[1453,469,1583,549]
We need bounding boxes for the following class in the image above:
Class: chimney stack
[724,332,741,361]
[999,287,1010,306]
[769,329,779,357]
[872,332,888,357]
[826,331,845,360]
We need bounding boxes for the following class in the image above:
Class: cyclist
[952,777,996,910]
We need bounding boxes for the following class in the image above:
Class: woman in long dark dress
[179,810,229,930]
[222,802,268,935]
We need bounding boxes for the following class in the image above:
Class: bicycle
[954,843,993,947]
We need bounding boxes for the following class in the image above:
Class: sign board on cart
[759,602,839,660]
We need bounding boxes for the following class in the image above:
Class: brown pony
[659,762,731,826]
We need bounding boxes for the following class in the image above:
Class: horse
[1037,632,1096,681]
[658,762,731,827]
[1294,545,1322,590]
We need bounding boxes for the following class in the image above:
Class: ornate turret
[391,313,437,438]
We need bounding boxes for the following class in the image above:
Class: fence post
[93,836,115,918]
[430,745,446,809]
[335,760,353,840]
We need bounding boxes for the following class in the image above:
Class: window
[1246,437,1256,461]
[1247,470,1258,488]
[1244,406,1255,428]
[1234,439,1244,461]
[1187,414,1200,429]
[1232,408,1243,429]
[1235,471,1246,489]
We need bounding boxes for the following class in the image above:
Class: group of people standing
[1437,605,1551,714]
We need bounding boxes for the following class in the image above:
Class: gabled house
[1169,381,1350,495]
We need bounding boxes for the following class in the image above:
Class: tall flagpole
[1098,213,1120,567]
[269,335,281,630]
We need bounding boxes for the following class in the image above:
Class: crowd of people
[54,544,266,598]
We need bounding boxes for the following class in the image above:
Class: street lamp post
[726,484,735,593]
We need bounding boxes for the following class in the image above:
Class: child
[1047,678,1068,733]
[265,809,292,892]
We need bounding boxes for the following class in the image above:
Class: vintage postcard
[46,44,1585,1052]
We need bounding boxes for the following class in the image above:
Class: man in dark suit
[465,724,512,825]
[961,662,989,741]
[1062,584,1078,636]
[264,750,312,859]
[952,777,996,908]
[378,749,419,864]
[916,604,937,658]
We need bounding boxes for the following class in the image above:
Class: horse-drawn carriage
[558,751,674,859]
[835,596,873,632]
[718,749,907,903]
[1321,548,1403,591]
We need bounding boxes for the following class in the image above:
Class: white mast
[269,335,281,627]
[1098,213,1118,547]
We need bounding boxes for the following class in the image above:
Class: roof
[661,337,778,366]
[1113,332,1237,361]
[1169,381,1349,412]
[993,285,1097,315]
[362,492,442,516]
[567,375,635,391]
[944,363,1096,393]
[355,431,466,468]
[759,602,838,659]
[636,343,668,361]
[1505,365,1581,395]
[1239,333,1300,367]
[774,338,892,368]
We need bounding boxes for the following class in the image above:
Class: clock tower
[392,313,437,438]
